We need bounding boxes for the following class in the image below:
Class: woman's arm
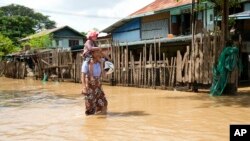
[81,73,88,94]
[82,73,87,87]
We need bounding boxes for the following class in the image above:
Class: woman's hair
[86,30,99,39]
[92,50,102,59]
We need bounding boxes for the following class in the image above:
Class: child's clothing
[81,60,102,76]
[82,40,97,61]
[82,39,98,78]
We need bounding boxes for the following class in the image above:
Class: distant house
[102,0,250,44]
[20,25,85,48]
[229,1,250,81]
[101,0,216,58]
[102,0,250,81]
[102,0,202,44]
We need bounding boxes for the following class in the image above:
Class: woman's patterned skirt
[83,77,108,115]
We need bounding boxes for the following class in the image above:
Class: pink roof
[130,0,192,16]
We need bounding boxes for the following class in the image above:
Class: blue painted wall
[52,27,84,48]
[113,18,141,42]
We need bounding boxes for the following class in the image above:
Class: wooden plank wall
[4,61,26,79]
[176,31,221,84]
[0,61,5,76]
[33,49,73,81]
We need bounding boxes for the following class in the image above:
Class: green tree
[198,0,240,46]
[0,15,37,45]
[81,32,87,37]
[22,34,52,49]
[0,33,18,56]
[0,4,56,45]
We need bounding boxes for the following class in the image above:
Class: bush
[0,33,18,56]
[22,34,52,49]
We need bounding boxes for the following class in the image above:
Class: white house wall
[244,3,250,11]
[52,40,56,47]
[79,40,83,45]
[204,9,214,31]
[52,38,83,48]
[62,39,69,48]
[202,1,215,31]
[51,39,63,48]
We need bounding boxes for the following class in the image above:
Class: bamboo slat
[176,50,182,83]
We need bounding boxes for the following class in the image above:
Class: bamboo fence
[176,30,221,84]
[1,31,223,90]
[105,39,177,89]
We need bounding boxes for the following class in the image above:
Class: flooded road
[0,77,250,141]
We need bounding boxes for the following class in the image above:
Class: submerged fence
[1,31,223,89]
[108,41,177,89]
[176,31,221,84]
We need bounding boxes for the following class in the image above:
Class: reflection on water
[0,89,77,107]
[0,77,250,141]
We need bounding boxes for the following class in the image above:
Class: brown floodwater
[0,77,250,141]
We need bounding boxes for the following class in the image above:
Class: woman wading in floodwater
[81,49,108,115]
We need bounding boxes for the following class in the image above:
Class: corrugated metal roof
[20,25,83,41]
[101,18,133,33]
[130,0,192,17]
[229,10,250,20]
[97,35,191,48]
[118,35,192,46]
[102,0,193,33]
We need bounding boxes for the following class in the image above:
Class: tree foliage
[0,4,56,45]
[81,32,87,37]
[22,34,52,49]
[0,33,19,56]
[199,0,240,13]
[0,15,37,44]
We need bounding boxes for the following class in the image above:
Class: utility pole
[221,0,229,49]
[222,0,237,95]
[191,0,195,42]
[191,0,195,84]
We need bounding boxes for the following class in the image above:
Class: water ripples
[0,89,79,108]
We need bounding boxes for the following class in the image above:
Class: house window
[172,15,177,23]
[55,40,59,46]
[69,40,79,47]
[210,14,213,21]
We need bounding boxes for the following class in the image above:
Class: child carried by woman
[82,30,111,81]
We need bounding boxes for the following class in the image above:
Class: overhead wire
[0,2,122,19]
